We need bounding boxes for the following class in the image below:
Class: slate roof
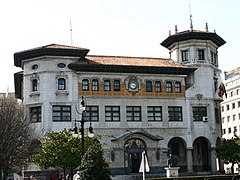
[14,44,90,67]
[161,30,226,49]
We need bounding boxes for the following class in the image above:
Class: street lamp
[73,96,94,157]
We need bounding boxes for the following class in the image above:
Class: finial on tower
[189,4,193,31]
[205,23,208,32]
[175,25,178,34]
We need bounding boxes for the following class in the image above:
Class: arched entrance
[193,137,211,171]
[168,137,187,172]
[124,138,146,174]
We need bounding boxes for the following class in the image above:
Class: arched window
[166,81,172,93]
[155,81,161,92]
[58,78,66,90]
[104,80,111,91]
[175,81,181,93]
[92,79,99,91]
[82,79,89,91]
[32,79,38,91]
[114,80,120,91]
[146,81,152,92]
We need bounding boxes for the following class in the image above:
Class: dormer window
[198,49,205,60]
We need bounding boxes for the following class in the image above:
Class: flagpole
[143,151,145,180]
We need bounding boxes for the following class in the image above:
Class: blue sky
[0,0,239,92]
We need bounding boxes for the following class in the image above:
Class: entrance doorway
[124,138,146,174]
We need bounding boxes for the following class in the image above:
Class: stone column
[186,148,193,172]
[211,147,217,173]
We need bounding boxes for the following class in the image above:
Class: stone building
[14,24,225,177]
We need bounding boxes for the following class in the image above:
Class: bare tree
[0,97,33,180]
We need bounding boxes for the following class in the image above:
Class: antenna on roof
[189,4,193,31]
[70,20,73,45]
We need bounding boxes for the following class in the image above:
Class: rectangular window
[114,80,120,91]
[232,103,235,109]
[155,81,161,92]
[146,81,152,92]
[233,114,236,121]
[105,106,120,121]
[30,106,41,123]
[198,49,205,60]
[92,79,99,91]
[166,81,172,93]
[126,106,141,121]
[32,79,38,91]
[104,80,111,91]
[228,127,231,134]
[84,106,99,122]
[58,78,66,90]
[221,106,224,112]
[192,107,207,121]
[222,117,225,123]
[227,105,229,111]
[234,126,237,134]
[82,79,89,91]
[227,116,230,122]
[168,106,182,121]
[52,105,71,121]
[147,106,162,121]
[181,50,188,61]
[223,129,226,134]
[238,101,240,108]
[175,82,181,93]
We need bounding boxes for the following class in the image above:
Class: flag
[218,82,227,98]
[139,151,150,172]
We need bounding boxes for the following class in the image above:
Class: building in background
[14,23,226,178]
[221,67,240,173]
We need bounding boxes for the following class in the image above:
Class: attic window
[31,64,38,70]
[57,63,66,68]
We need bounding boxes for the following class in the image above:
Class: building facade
[221,67,240,173]
[14,24,225,177]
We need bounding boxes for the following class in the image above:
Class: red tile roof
[85,55,185,68]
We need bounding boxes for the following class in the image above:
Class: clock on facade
[129,82,138,90]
